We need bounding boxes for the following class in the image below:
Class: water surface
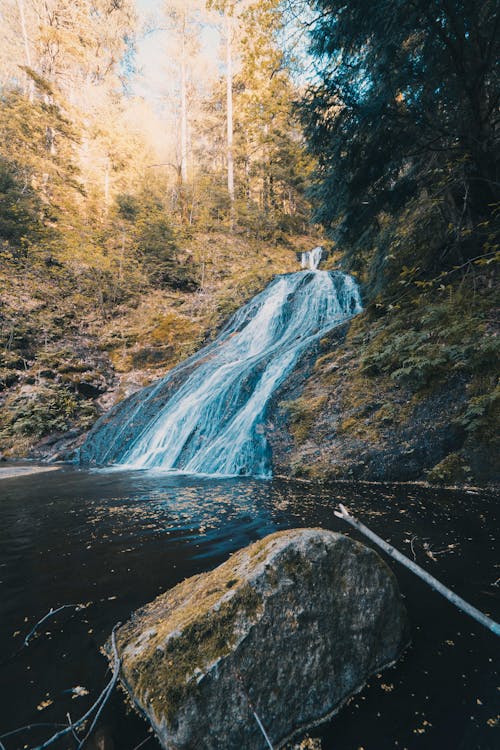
[0,468,498,749]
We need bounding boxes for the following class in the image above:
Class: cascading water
[301,246,323,270]
[79,270,361,477]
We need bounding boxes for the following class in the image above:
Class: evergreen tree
[302,0,499,288]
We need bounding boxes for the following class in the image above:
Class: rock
[111,528,409,750]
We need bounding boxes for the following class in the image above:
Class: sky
[133,0,221,107]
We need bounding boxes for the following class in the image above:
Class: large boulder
[112,528,409,749]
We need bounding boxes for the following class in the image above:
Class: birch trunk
[226,11,235,223]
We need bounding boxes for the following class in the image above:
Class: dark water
[0,467,498,749]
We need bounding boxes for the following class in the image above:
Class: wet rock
[111,528,409,750]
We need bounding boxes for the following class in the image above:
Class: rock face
[112,529,409,750]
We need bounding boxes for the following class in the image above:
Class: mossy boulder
[111,528,409,749]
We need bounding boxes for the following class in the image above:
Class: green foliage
[112,191,201,291]
[426,453,471,486]
[0,160,43,257]
[458,387,500,441]
[302,0,499,293]
[360,292,499,391]
[280,395,328,443]
[0,385,96,443]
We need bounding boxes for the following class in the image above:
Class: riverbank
[2,241,497,488]
[0,463,61,480]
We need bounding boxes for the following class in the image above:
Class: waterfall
[300,246,323,270]
[80,271,361,477]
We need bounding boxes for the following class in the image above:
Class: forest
[0,0,498,480]
[0,4,499,750]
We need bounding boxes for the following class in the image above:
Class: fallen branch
[131,737,152,750]
[66,713,80,745]
[252,711,274,750]
[334,504,500,637]
[24,605,84,647]
[0,723,67,742]
[29,623,122,750]
[75,626,121,750]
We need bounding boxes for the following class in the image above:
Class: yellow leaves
[36,698,53,711]
[413,719,432,734]
[71,685,89,698]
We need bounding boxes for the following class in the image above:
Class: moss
[290,460,312,478]
[280,395,328,443]
[282,550,314,581]
[116,530,318,724]
[426,452,471,485]
[127,584,261,724]
[313,352,338,371]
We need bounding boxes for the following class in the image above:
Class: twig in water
[0,723,67,742]
[130,736,152,750]
[30,623,122,750]
[0,605,89,669]
[24,605,84,647]
[75,626,121,749]
[410,536,418,561]
[334,504,500,637]
[66,713,80,745]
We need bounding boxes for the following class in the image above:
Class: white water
[301,246,323,270]
[118,271,361,477]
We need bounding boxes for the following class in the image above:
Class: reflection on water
[0,467,498,749]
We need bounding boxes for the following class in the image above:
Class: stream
[0,467,498,749]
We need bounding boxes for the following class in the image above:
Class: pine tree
[301,0,499,286]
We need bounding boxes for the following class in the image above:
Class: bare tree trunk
[17,0,34,101]
[180,27,188,185]
[226,10,235,226]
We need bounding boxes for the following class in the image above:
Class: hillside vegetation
[1,0,498,485]
[272,0,499,486]
[0,0,316,458]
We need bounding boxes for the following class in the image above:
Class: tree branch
[334,504,500,636]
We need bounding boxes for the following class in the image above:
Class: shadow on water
[0,467,498,749]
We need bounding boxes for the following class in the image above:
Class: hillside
[0,231,308,459]
[269,270,499,486]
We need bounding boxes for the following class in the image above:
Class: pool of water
[0,467,498,749]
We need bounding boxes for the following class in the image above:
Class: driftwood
[252,712,274,750]
[131,737,152,750]
[334,504,500,637]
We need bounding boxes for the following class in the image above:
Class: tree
[203,0,314,236]
[161,0,208,185]
[301,0,500,286]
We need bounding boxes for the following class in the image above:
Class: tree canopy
[302,0,499,295]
